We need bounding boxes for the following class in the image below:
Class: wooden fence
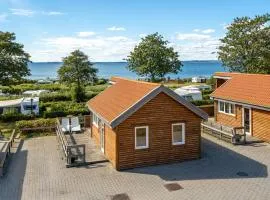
[0,129,16,176]
[201,121,246,144]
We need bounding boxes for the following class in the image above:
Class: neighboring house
[211,72,270,142]
[192,76,207,83]
[0,97,39,115]
[87,77,208,170]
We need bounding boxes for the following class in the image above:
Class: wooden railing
[201,121,246,145]
[0,129,16,176]
[56,119,86,167]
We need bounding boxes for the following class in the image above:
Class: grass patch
[0,121,16,140]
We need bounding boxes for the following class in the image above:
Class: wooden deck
[65,130,108,165]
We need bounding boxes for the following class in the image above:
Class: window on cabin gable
[172,123,185,145]
[135,126,149,149]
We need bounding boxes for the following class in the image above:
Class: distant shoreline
[30,60,221,64]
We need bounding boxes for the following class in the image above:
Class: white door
[242,107,251,135]
[100,124,105,153]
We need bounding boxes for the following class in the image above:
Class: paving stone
[0,133,270,200]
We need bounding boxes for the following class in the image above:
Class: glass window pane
[225,103,230,113]
[219,101,224,112]
[173,125,183,143]
[230,104,235,114]
[136,128,146,147]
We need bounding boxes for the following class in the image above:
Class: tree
[58,50,98,102]
[218,14,270,74]
[126,33,182,81]
[0,31,31,85]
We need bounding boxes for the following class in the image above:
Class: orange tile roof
[211,72,270,108]
[87,77,160,123]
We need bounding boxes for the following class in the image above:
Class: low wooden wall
[199,105,214,117]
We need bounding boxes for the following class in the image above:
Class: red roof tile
[211,72,270,108]
[87,77,160,123]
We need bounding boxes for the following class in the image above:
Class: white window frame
[172,123,185,145]
[135,126,149,149]
[218,100,235,116]
[92,113,99,128]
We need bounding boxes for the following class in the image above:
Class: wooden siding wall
[116,92,202,170]
[91,123,117,168]
[252,109,270,142]
[104,125,117,168]
[91,125,100,147]
[214,101,242,127]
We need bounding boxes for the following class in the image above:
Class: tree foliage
[0,31,31,85]
[58,50,98,102]
[218,14,270,74]
[126,33,182,81]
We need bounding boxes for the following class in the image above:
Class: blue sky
[0,0,269,61]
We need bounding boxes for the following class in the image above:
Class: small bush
[16,118,56,129]
[191,99,214,106]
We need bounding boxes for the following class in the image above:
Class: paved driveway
[0,133,270,200]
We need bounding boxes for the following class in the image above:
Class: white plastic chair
[71,117,81,133]
[61,118,70,133]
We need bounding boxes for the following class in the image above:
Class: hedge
[0,113,36,122]
[40,101,90,118]
[191,99,214,106]
[16,118,56,129]
[39,92,72,102]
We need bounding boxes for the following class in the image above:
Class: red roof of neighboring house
[87,77,208,128]
[211,72,270,108]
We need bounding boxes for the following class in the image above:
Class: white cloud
[193,28,215,34]
[201,29,215,34]
[139,33,147,38]
[77,31,96,37]
[42,11,64,16]
[0,13,8,22]
[10,8,64,16]
[10,8,35,16]
[193,29,200,32]
[176,33,212,41]
[29,35,137,62]
[107,26,126,31]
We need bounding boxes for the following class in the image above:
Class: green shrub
[71,86,86,102]
[16,118,56,129]
[40,101,90,118]
[39,92,72,102]
[97,78,108,85]
[191,99,214,106]
[0,113,35,122]
[85,84,108,93]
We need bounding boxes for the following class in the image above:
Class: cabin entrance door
[242,107,251,135]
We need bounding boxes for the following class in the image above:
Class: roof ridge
[111,76,161,86]
[215,72,270,77]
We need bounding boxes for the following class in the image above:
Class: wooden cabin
[211,72,270,142]
[87,77,208,170]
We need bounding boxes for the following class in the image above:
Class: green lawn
[0,122,16,139]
